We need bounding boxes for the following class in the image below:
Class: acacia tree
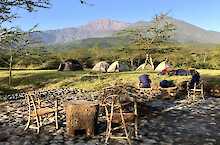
[121,13,175,69]
[0,27,37,86]
[0,0,90,87]
[0,0,50,87]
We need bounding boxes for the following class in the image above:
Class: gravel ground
[0,88,220,145]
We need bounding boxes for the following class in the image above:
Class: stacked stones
[3,88,99,101]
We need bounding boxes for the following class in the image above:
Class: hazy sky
[8,0,220,31]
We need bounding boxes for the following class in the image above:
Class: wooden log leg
[193,84,196,102]
[193,91,196,102]
[66,108,75,136]
[24,115,31,131]
[39,116,42,127]
[134,100,138,138]
[55,111,58,129]
[119,106,131,145]
[187,90,190,100]
[105,100,114,144]
[55,99,58,129]
[35,115,40,134]
[105,106,110,134]
[201,85,205,100]
[201,91,204,100]
[25,103,32,131]
[86,127,94,137]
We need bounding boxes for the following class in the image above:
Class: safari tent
[107,61,129,72]
[155,61,171,72]
[58,59,83,71]
[136,63,153,71]
[92,61,109,72]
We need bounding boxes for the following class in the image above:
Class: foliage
[119,13,175,51]
[1,41,220,70]
[0,0,50,24]
[0,26,46,86]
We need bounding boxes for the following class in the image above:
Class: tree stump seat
[64,100,99,137]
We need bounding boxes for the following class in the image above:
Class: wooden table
[64,100,99,137]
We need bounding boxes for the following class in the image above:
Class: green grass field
[0,69,220,94]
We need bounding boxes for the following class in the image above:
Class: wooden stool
[102,95,138,145]
[64,100,99,137]
[159,86,177,99]
[187,80,204,101]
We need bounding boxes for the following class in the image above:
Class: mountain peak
[82,18,130,32]
[37,17,220,44]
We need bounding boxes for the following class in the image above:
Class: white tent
[107,61,129,72]
[92,61,109,72]
[136,63,153,71]
[155,61,171,72]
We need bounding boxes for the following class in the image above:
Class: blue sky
[8,0,220,31]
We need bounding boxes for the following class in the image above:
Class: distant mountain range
[34,17,220,44]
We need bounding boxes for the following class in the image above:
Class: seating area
[21,72,205,144]
[22,86,140,144]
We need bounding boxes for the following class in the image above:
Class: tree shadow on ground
[0,71,87,94]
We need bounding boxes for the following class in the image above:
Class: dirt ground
[0,91,220,145]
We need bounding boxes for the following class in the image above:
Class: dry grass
[0,69,219,94]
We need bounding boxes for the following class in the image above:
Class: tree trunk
[144,54,149,64]
[8,55,13,87]
[130,58,134,70]
[137,58,140,66]
[203,53,207,63]
[149,56,154,70]
[145,54,154,69]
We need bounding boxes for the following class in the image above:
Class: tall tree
[120,13,175,69]
[0,0,50,87]
[0,27,37,86]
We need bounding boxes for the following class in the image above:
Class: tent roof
[155,61,171,72]
[136,63,153,71]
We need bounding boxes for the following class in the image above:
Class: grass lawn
[0,69,220,94]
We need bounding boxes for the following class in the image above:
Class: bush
[192,63,212,69]
[41,60,61,70]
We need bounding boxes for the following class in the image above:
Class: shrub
[41,60,61,70]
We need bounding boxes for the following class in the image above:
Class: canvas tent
[58,59,83,71]
[136,63,153,71]
[107,61,129,72]
[92,61,109,72]
[155,61,171,72]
